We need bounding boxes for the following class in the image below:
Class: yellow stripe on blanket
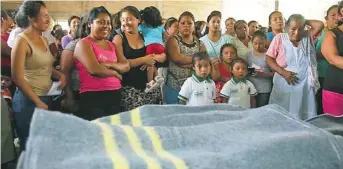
[111,114,121,125]
[96,123,129,169]
[119,125,161,169]
[144,127,189,169]
[131,108,142,126]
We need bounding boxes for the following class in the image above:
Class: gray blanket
[17,104,343,169]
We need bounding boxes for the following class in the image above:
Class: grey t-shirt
[64,39,80,91]
[247,50,272,93]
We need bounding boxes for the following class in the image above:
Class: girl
[247,31,274,107]
[266,11,285,46]
[266,14,324,120]
[220,58,257,108]
[139,6,166,93]
[321,0,343,116]
[212,44,237,103]
[178,52,216,106]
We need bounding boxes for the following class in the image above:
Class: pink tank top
[77,37,121,93]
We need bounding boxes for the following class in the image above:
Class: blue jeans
[164,85,179,104]
[12,89,51,151]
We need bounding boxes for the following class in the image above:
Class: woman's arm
[59,49,75,100]
[98,38,131,73]
[166,36,193,65]
[11,37,48,109]
[306,19,324,38]
[113,34,155,68]
[321,31,343,69]
[266,56,298,85]
[74,39,122,79]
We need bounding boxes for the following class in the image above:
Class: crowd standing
[1,1,343,168]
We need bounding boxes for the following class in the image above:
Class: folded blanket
[17,104,343,169]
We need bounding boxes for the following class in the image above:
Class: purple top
[61,34,73,49]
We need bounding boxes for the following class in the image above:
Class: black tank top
[323,27,343,94]
[120,33,148,90]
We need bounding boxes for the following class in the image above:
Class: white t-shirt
[220,78,257,108]
[178,75,216,106]
[7,27,56,48]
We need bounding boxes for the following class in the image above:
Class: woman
[200,11,232,59]
[61,15,80,49]
[225,17,236,37]
[165,11,201,104]
[164,17,178,39]
[231,20,253,60]
[315,5,339,115]
[60,14,88,113]
[114,6,166,111]
[74,6,129,120]
[194,20,206,39]
[266,11,285,46]
[248,20,259,37]
[266,14,324,120]
[321,1,343,116]
[11,1,66,151]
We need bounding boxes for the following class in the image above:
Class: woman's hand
[36,101,48,110]
[58,73,67,89]
[281,70,299,85]
[144,54,156,66]
[112,70,122,80]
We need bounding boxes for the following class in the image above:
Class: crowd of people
[1,0,343,168]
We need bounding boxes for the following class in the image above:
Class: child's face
[1,75,12,89]
[222,47,237,64]
[252,36,266,53]
[232,62,248,79]
[193,59,211,79]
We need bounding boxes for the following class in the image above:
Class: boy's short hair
[1,67,11,77]
[192,51,211,66]
[230,58,248,69]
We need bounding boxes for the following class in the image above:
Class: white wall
[279,0,340,21]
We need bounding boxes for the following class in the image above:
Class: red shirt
[1,33,11,67]
[215,63,232,103]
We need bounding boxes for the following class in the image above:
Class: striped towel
[17,104,343,169]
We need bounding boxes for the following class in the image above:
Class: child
[220,58,257,108]
[139,6,166,93]
[214,43,238,103]
[1,67,13,108]
[178,52,216,106]
[247,31,274,107]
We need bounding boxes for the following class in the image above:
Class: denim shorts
[12,89,51,151]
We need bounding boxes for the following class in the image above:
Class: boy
[178,52,216,106]
[220,58,257,108]
[1,67,13,108]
